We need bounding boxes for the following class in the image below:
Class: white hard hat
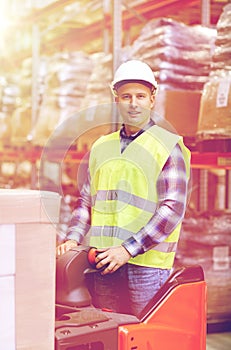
[111,60,158,94]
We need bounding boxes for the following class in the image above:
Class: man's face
[115,82,155,132]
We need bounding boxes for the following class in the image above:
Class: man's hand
[56,239,78,257]
[95,246,131,275]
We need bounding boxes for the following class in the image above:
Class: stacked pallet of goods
[129,17,216,144]
[177,4,231,326]
[197,3,231,152]
[176,211,231,325]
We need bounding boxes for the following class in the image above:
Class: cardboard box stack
[0,189,61,350]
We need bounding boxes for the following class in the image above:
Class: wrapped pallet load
[130,17,216,91]
[176,211,231,325]
[130,18,216,144]
[29,51,93,147]
[197,3,231,151]
[75,47,136,151]
[11,104,32,144]
[77,52,113,151]
[0,80,20,146]
[212,3,231,72]
[11,57,48,145]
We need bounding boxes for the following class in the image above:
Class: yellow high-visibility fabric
[89,125,191,268]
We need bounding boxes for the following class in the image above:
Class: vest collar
[120,119,155,140]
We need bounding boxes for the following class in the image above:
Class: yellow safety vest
[89,125,191,269]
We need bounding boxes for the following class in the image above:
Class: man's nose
[130,96,137,106]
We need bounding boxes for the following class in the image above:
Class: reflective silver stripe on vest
[91,226,177,253]
[92,189,157,213]
[91,225,131,240]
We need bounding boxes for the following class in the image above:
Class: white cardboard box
[0,189,61,350]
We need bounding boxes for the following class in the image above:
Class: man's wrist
[122,238,144,257]
[64,239,77,245]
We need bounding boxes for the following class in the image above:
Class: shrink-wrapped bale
[130,17,216,90]
[11,104,32,145]
[177,212,231,324]
[80,52,113,109]
[77,52,113,151]
[9,56,48,145]
[30,51,92,146]
[128,17,215,141]
[0,111,11,146]
[1,83,20,114]
[212,3,231,71]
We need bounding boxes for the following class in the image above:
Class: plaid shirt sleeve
[122,144,189,258]
[66,172,91,243]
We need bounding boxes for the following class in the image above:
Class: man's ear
[150,94,155,109]
[115,96,119,103]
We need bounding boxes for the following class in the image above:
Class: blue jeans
[90,264,171,318]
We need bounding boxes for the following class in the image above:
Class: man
[57,60,191,317]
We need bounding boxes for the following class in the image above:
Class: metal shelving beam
[201,0,211,26]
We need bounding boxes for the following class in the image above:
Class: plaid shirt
[67,121,189,258]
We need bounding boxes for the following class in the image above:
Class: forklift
[55,246,207,350]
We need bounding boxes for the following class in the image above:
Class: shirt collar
[120,119,155,140]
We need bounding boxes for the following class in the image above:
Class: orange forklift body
[119,280,207,350]
[55,247,207,350]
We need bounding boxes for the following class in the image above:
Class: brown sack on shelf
[197,71,231,140]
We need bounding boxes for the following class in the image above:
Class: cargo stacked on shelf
[0,77,21,147]
[5,16,218,151]
[196,3,231,152]
[28,51,116,155]
[176,211,231,326]
[28,51,93,146]
[129,17,217,147]
[130,17,216,91]
[10,56,49,146]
